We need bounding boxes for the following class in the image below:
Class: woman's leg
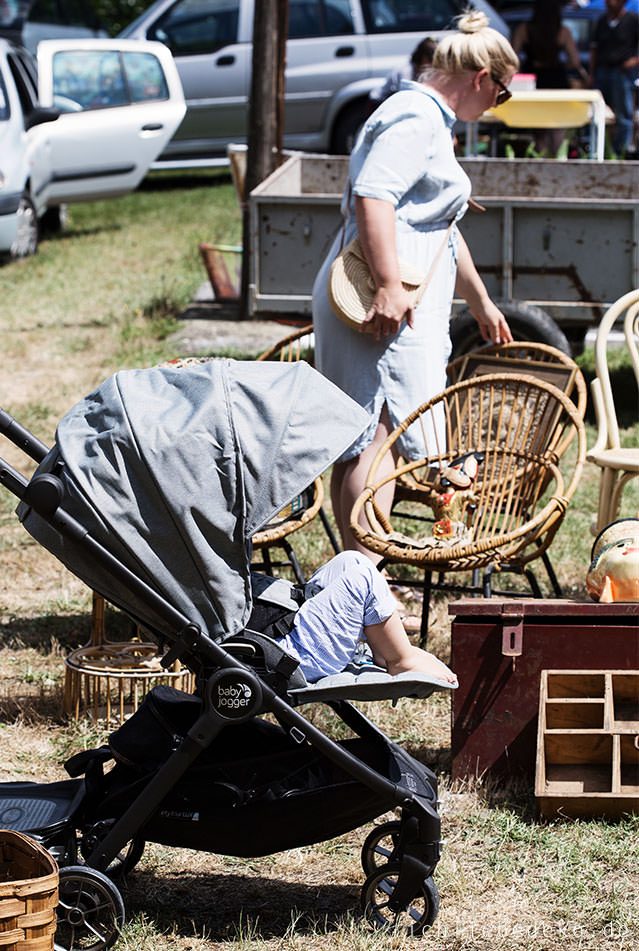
[330,403,399,560]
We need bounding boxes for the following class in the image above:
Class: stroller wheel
[55,865,125,951]
[361,820,402,875]
[361,865,440,936]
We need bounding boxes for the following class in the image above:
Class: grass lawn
[0,170,637,951]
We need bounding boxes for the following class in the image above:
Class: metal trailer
[248,153,639,352]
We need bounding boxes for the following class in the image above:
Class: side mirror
[26,105,60,130]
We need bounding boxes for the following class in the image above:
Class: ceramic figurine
[429,452,484,540]
[586,518,639,603]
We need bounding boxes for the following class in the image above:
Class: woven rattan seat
[586,289,639,533]
[351,373,586,645]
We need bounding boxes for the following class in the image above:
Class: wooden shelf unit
[536,670,639,819]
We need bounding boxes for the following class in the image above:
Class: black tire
[361,865,440,936]
[10,192,38,258]
[361,821,402,876]
[450,299,571,360]
[55,865,125,951]
[330,98,369,154]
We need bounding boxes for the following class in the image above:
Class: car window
[7,53,39,121]
[288,0,355,38]
[361,0,462,33]
[148,0,239,56]
[51,49,169,111]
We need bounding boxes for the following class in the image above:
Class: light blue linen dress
[312,82,472,461]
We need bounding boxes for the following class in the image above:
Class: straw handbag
[327,224,454,332]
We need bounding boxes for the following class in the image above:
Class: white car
[0,37,186,258]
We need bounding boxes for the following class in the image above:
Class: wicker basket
[0,831,58,951]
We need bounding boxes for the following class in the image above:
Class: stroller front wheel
[361,864,440,936]
[55,865,125,951]
[360,820,402,875]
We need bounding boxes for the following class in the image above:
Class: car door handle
[141,123,163,131]
[216,54,236,66]
[335,46,355,58]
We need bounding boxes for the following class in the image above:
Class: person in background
[368,36,437,112]
[589,0,639,155]
[512,0,588,88]
[312,11,515,558]
[512,0,589,154]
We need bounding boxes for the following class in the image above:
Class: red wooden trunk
[449,599,639,781]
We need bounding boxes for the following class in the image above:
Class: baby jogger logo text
[218,683,252,709]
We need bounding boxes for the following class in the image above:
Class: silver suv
[122,0,508,166]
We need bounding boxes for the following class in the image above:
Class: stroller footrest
[288,669,457,703]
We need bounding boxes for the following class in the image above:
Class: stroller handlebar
[0,407,50,463]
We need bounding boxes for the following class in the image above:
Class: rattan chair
[394,342,587,603]
[351,374,586,645]
[587,289,639,533]
[255,324,341,574]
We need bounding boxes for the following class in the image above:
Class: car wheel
[10,192,39,258]
[331,99,369,154]
[449,299,571,359]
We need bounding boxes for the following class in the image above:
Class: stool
[63,593,194,727]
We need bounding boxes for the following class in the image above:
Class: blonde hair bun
[457,10,490,34]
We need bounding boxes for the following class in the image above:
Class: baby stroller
[0,359,454,949]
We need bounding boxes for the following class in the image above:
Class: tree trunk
[241,0,288,316]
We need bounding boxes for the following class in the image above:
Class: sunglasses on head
[491,74,512,106]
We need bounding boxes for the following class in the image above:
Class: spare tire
[450,300,571,359]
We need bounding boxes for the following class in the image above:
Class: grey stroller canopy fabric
[21,359,370,640]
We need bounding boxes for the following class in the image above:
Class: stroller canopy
[23,359,370,639]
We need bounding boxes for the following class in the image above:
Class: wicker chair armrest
[252,476,324,546]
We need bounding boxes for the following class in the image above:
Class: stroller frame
[0,405,443,946]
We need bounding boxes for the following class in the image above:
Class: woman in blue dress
[312,11,519,555]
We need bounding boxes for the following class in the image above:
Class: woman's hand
[470,297,513,344]
[361,282,415,340]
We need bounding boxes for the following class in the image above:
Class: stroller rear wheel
[361,864,439,936]
[361,820,402,875]
[55,865,125,951]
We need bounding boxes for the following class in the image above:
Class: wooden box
[449,599,639,781]
[535,670,639,819]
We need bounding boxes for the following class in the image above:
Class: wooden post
[240,0,288,316]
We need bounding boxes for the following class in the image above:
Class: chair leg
[541,551,562,597]
[318,506,341,554]
[483,566,495,598]
[523,567,543,598]
[280,539,307,585]
[419,571,432,649]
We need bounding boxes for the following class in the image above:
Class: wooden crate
[535,670,639,819]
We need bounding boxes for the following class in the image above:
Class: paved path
[171,284,305,356]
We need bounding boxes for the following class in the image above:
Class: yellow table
[466,89,609,161]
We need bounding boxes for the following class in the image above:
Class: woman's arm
[455,231,513,344]
[355,195,415,341]
[560,25,589,83]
